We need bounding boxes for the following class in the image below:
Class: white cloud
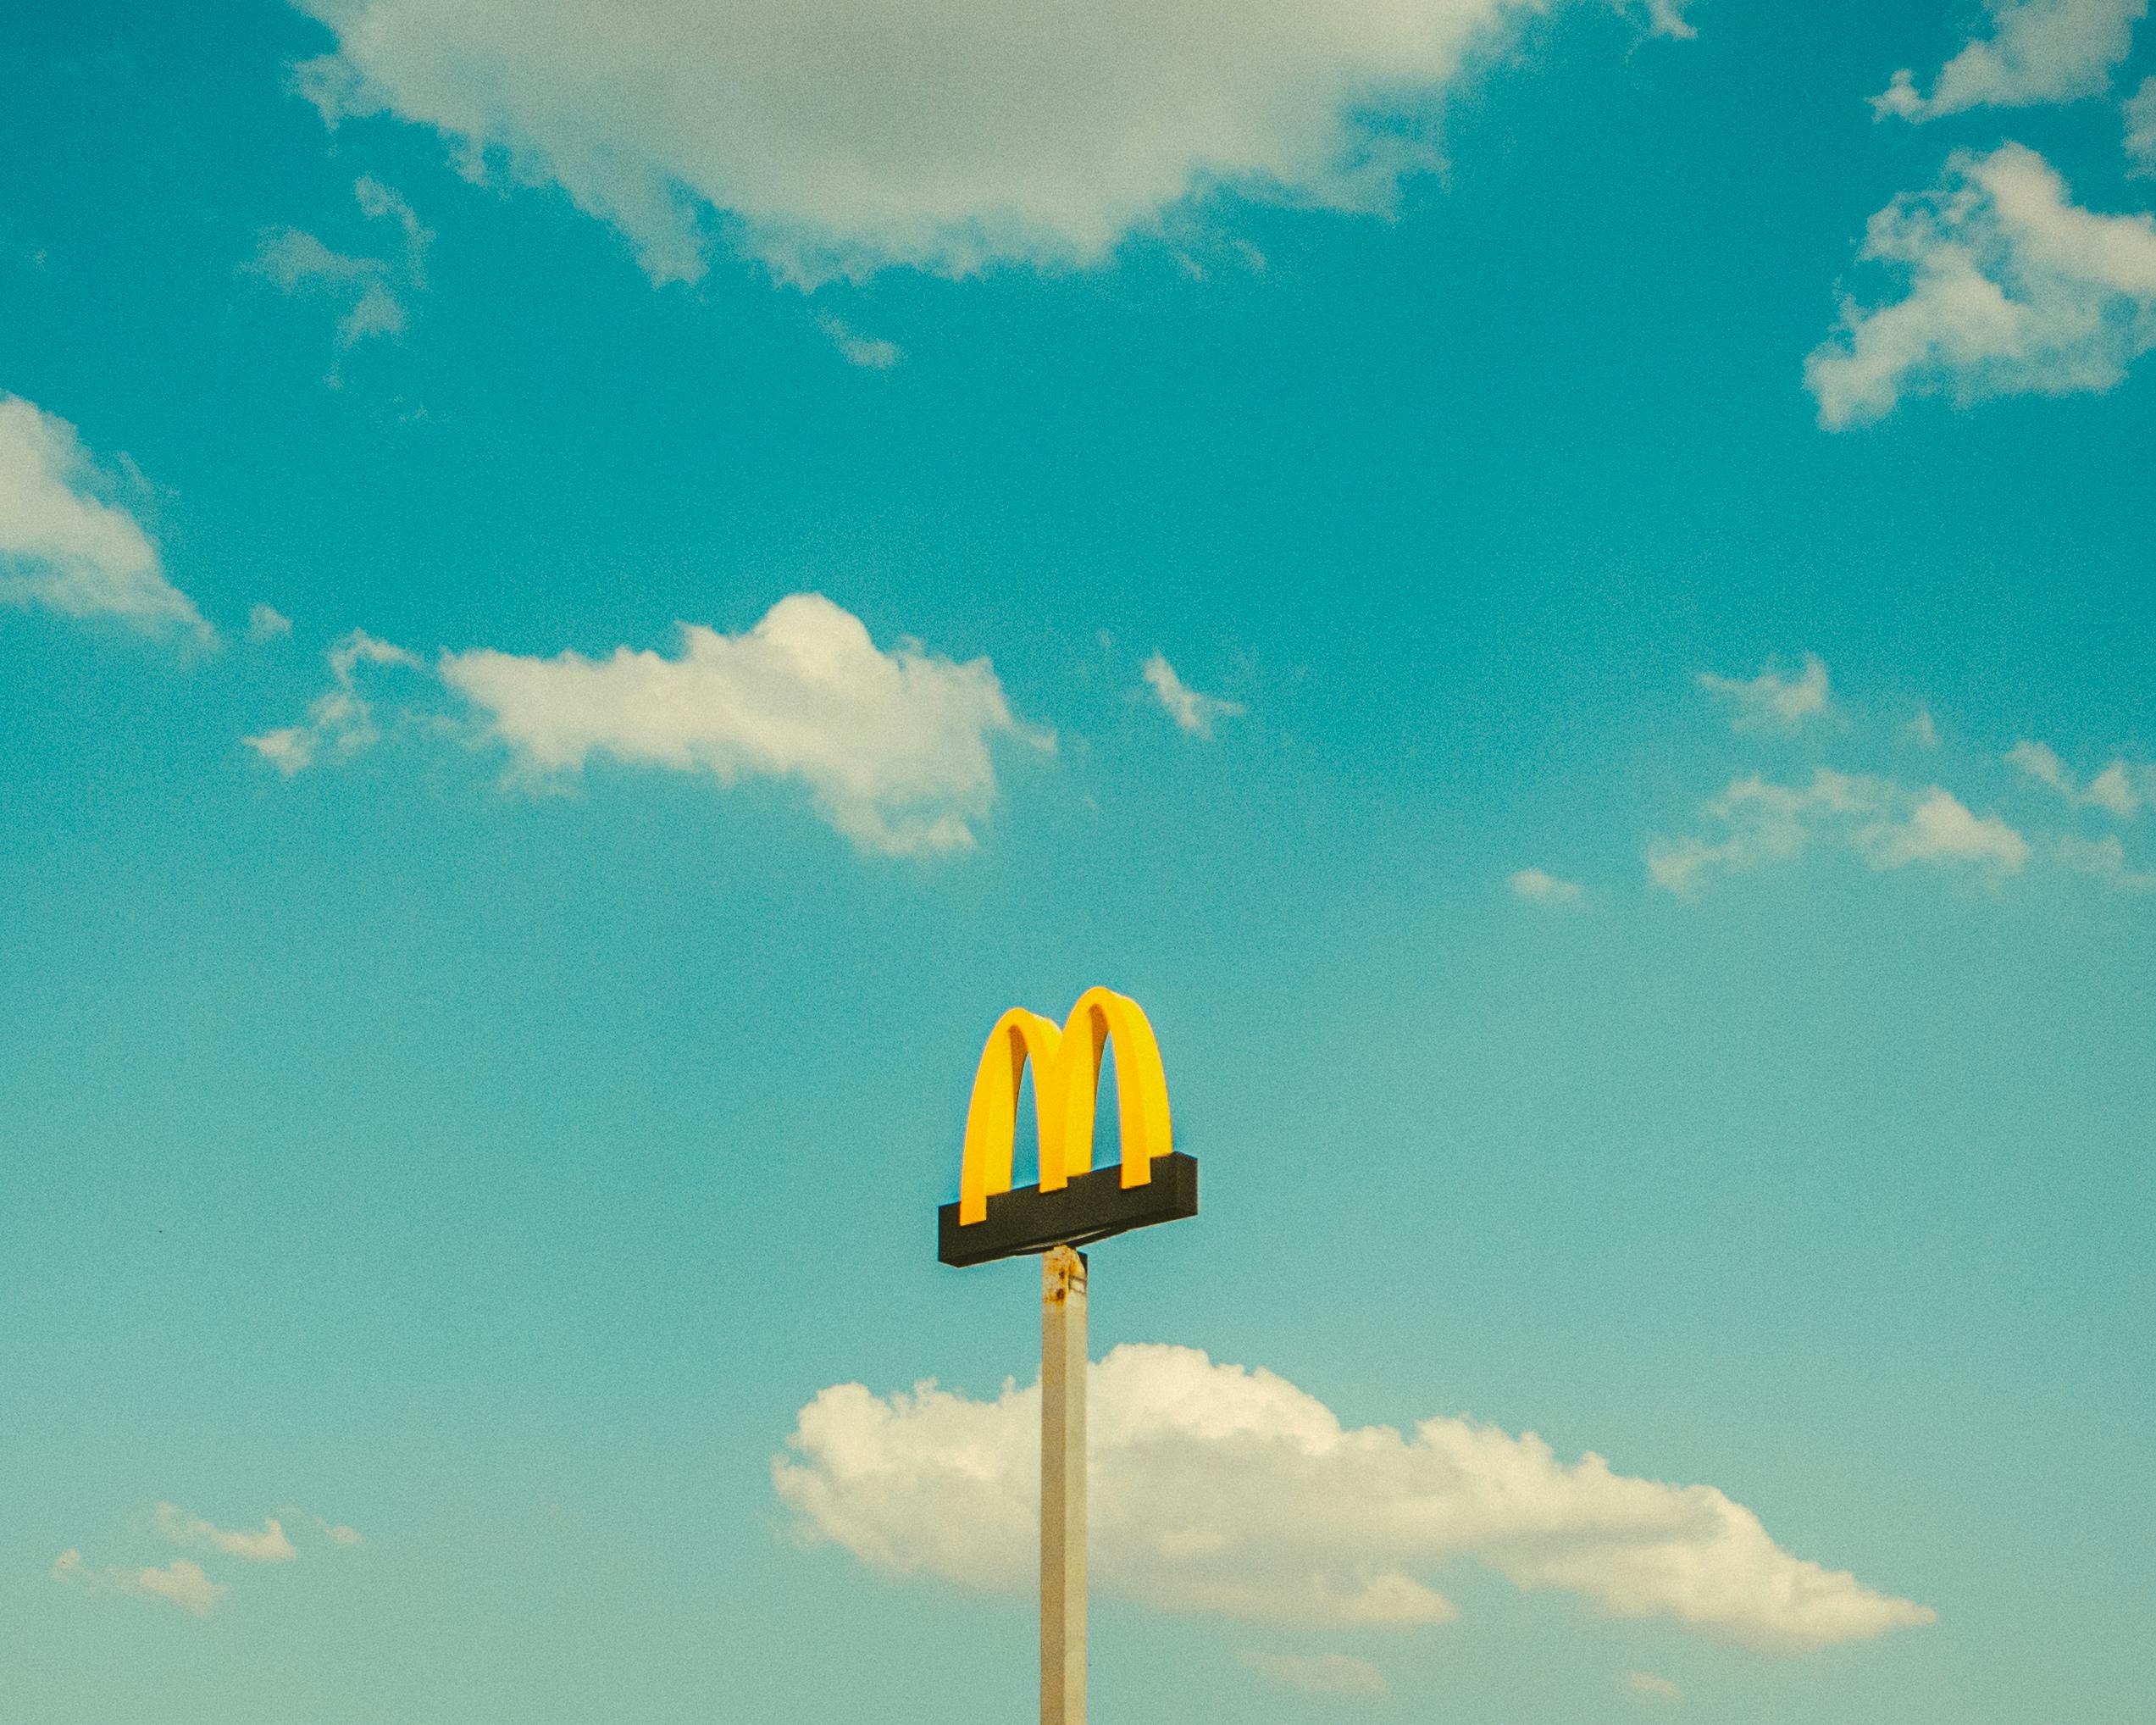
[441,594,1042,855]
[2057,832,2156,890]
[286,0,1693,287]
[151,1503,297,1563]
[1627,1668,1682,1700]
[248,176,431,361]
[817,312,903,369]
[1649,768,2030,896]
[2129,76,2156,174]
[0,394,212,641]
[1142,652,1245,739]
[2006,740,2146,815]
[773,1342,1934,1652]
[53,1549,230,1617]
[1510,867,1586,907]
[246,629,422,774]
[1697,653,1831,731]
[1904,706,1941,749]
[1871,0,2145,122]
[1242,1651,1388,1699]
[325,1521,365,1547]
[1806,144,2156,429]
[247,602,294,642]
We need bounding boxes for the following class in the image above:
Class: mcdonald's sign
[938,987,1199,1267]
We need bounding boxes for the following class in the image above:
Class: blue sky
[3,1,2153,1720]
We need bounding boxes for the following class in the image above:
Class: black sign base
[938,1152,1199,1267]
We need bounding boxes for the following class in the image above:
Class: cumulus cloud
[1697,654,1832,731]
[1871,0,2145,122]
[246,629,423,774]
[53,1550,229,1617]
[1509,867,1586,907]
[151,1503,297,1563]
[252,595,1039,854]
[248,175,432,364]
[1649,768,2029,896]
[286,0,1693,287]
[2005,740,2145,815]
[1242,1651,1388,1699]
[1627,1668,1682,1700]
[773,1343,1934,1652]
[1806,144,2156,429]
[0,394,212,641]
[2130,76,2156,174]
[1142,652,1244,739]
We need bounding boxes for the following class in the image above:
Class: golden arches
[956,989,1174,1225]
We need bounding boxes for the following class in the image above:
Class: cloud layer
[1807,144,2156,428]
[290,0,1691,286]
[773,1342,1934,1651]
[0,394,211,641]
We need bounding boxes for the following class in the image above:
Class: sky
[2,1,2153,1721]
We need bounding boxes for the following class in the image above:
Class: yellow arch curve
[957,989,1174,1225]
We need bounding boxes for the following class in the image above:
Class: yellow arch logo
[957,987,1172,1225]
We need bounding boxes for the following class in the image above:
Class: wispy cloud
[1904,706,1941,749]
[1142,652,1244,739]
[774,1342,1934,1651]
[1509,868,1587,907]
[2129,76,2156,174]
[1649,769,2029,896]
[1806,145,2156,429]
[248,176,432,376]
[151,1503,297,1563]
[53,1550,229,1617]
[0,393,212,643]
[247,602,293,642]
[816,312,902,369]
[246,629,422,774]
[1242,1651,1388,1699]
[1698,654,1832,731]
[1871,0,2145,122]
[2004,740,2144,816]
[1627,1668,1682,1700]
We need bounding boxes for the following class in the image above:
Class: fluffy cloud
[2005,739,2145,815]
[1698,653,1832,731]
[1871,0,2146,121]
[1242,1651,1388,1699]
[246,629,422,774]
[287,0,1692,286]
[248,176,431,360]
[773,1343,1934,1652]
[1509,867,1586,907]
[1141,652,1245,739]
[151,1503,297,1563]
[1806,144,2156,429]
[249,595,1037,854]
[0,394,212,641]
[2130,76,2156,173]
[1649,768,2029,896]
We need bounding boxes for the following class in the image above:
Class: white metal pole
[1041,1245,1087,1725]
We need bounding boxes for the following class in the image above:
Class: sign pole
[1041,1244,1087,1725]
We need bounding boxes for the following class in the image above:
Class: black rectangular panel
[938,1152,1199,1267]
